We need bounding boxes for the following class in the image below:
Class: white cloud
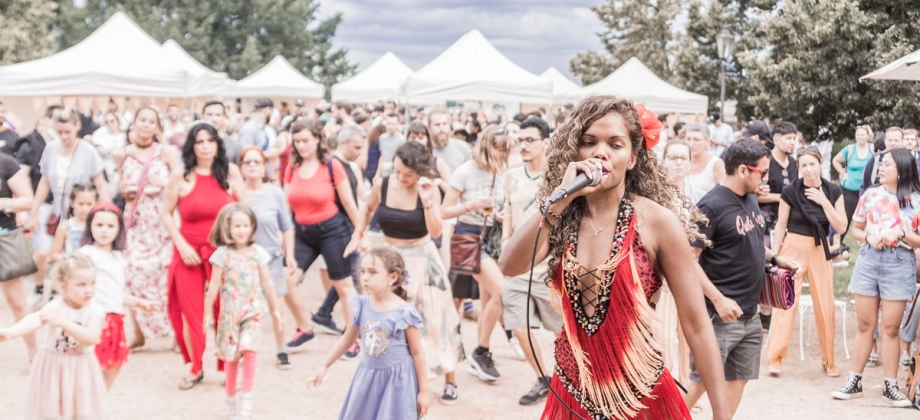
[317,0,604,82]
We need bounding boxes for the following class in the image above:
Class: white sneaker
[509,336,525,361]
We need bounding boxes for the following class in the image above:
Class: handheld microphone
[547,167,603,204]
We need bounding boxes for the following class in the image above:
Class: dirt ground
[1,268,918,420]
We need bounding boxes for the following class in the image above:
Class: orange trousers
[767,233,836,369]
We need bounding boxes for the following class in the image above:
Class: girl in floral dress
[120,107,180,344]
[204,203,283,420]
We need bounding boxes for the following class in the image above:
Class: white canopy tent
[0,12,189,97]
[161,40,230,97]
[233,56,325,99]
[402,30,552,104]
[575,57,708,114]
[332,52,413,103]
[861,48,920,81]
[540,67,581,103]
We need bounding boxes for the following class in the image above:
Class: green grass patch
[831,235,859,300]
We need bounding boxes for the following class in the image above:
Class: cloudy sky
[316,0,605,85]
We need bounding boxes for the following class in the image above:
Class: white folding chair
[799,283,850,361]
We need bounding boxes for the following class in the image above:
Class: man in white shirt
[709,111,735,157]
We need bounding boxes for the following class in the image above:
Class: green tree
[53,0,355,94]
[670,0,778,120]
[570,0,681,85]
[0,0,57,65]
[569,49,615,86]
[739,0,920,139]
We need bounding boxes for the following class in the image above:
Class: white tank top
[688,156,719,193]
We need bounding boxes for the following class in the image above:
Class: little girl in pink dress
[0,253,107,420]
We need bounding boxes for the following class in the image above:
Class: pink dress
[26,298,107,420]
[122,146,173,338]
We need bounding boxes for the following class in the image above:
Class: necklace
[585,211,618,236]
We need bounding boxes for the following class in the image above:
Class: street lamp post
[717,27,734,119]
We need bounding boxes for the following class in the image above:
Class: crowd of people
[0,93,918,420]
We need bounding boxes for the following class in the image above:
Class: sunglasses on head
[796,145,819,157]
[494,128,507,136]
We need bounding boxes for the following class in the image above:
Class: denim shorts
[689,315,762,382]
[294,213,359,281]
[849,244,916,301]
[454,222,494,259]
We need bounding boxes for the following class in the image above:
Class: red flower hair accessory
[635,103,662,150]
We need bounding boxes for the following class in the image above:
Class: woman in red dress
[161,123,243,389]
[499,97,730,420]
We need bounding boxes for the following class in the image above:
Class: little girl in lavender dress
[309,247,430,420]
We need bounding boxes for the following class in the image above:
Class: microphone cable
[522,204,588,420]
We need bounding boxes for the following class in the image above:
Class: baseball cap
[745,120,771,140]
[254,97,274,110]
[709,111,721,122]
[294,98,305,107]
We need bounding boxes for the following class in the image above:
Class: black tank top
[376,176,428,240]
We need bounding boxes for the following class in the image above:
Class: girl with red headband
[79,203,158,390]
[500,97,730,420]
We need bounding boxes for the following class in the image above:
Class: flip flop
[178,371,204,390]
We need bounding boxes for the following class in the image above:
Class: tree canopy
[51,0,355,93]
[573,0,920,139]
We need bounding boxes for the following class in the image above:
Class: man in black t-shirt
[758,121,798,238]
[0,102,19,156]
[684,139,801,417]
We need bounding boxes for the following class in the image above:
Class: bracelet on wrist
[354,230,364,238]
[770,254,779,266]
[539,203,562,220]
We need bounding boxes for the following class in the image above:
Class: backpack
[906,291,920,409]
[908,355,920,409]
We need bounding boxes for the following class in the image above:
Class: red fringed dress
[542,198,691,420]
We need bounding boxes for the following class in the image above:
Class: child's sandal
[178,371,204,390]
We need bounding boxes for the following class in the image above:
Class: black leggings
[843,188,860,236]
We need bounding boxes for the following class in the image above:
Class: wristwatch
[770,254,779,266]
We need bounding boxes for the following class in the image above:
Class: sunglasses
[745,165,768,178]
[796,146,819,157]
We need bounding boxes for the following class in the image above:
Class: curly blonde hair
[538,96,707,280]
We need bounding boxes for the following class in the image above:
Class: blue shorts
[294,213,359,281]
[849,244,916,301]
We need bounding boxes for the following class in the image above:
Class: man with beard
[428,110,470,172]
[202,100,242,164]
[238,98,274,151]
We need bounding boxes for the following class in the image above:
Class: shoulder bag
[0,228,39,281]
[46,147,76,236]
[760,266,795,310]
[450,174,496,275]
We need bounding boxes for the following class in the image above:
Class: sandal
[178,371,204,390]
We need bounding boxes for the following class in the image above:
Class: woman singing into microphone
[499,96,729,420]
